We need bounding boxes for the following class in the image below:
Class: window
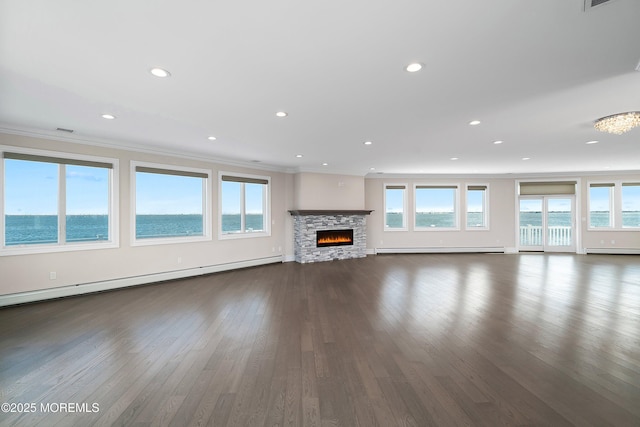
[415,185,459,230]
[2,148,117,255]
[132,163,210,244]
[589,183,614,228]
[466,185,488,229]
[622,183,640,228]
[384,184,407,230]
[219,173,270,238]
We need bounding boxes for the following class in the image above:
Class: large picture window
[621,183,640,228]
[589,183,614,228]
[466,185,488,229]
[132,163,210,244]
[2,148,118,255]
[414,185,459,230]
[384,184,407,230]
[219,173,270,238]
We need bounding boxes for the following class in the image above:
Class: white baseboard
[374,247,505,255]
[0,256,283,308]
[283,254,296,263]
[585,248,640,255]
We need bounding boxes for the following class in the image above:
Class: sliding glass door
[519,196,575,252]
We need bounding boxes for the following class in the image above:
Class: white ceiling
[1,0,639,176]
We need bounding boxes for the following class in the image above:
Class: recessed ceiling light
[369,167,376,171]
[150,68,171,78]
[522,157,531,161]
[405,63,423,72]
[493,140,503,145]
[276,111,288,118]
[585,140,599,144]
[363,141,373,145]
[469,120,481,126]
[296,154,303,158]
[450,157,459,160]
[207,136,217,141]
[322,162,329,166]
[101,114,116,120]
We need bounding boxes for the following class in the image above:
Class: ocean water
[4,214,265,245]
[5,211,639,245]
[386,211,640,229]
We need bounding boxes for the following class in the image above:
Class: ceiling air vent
[584,0,617,11]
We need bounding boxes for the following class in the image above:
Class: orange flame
[318,235,353,245]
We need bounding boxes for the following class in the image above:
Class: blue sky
[5,160,109,215]
[5,160,638,215]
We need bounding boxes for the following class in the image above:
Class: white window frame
[1,146,119,256]
[131,161,212,246]
[413,184,460,231]
[465,184,489,230]
[587,182,615,230]
[383,183,408,231]
[621,182,640,229]
[218,171,271,240]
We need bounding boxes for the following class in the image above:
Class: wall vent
[56,127,74,133]
[584,0,617,11]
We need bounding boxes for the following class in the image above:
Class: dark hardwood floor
[1,253,639,426]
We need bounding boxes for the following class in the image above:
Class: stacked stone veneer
[292,214,368,263]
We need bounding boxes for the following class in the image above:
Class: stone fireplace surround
[289,210,373,263]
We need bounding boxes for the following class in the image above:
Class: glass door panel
[545,197,575,252]
[519,199,543,249]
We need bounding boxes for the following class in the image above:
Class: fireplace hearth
[289,210,373,263]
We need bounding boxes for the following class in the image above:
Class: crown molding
[0,124,292,174]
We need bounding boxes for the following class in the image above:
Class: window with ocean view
[2,149,117,254]
[133,163,210,244]
[466,185,488,229]
[219,173,269,238]
[414,185,459,230]
[589,183,613,228]
[384,184,407,230]
[622,183,640,228]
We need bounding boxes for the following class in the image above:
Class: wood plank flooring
[1,253,639,426]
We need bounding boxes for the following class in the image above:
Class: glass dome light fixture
[594,112,640,135]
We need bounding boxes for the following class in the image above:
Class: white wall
[0,133,295,297]
[294,172,365,209]
[365,174,640,253]
[365,177,516,252]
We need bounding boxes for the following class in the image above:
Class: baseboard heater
[0,255,283,308]
[585,248,640,255]
[374,247,506,255]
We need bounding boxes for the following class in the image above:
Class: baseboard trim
[585,248,640,255]
[0,256,283,308]
[374,247,505,255]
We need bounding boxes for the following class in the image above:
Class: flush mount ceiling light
[322,162,329,166]
[150,68,171,77]
[585,140,599,144]
[363,141,373,145]
[594,112,640,135]
[207,136,217,141]
[276,111,288,118]
[469,120,481,126]
[296,154,303,158]
[493,140,503,145]
[405,62,423,72]
[101,114,116,120]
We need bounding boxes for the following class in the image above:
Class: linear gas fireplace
[317,229,354,247]
[289,210,373,263]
